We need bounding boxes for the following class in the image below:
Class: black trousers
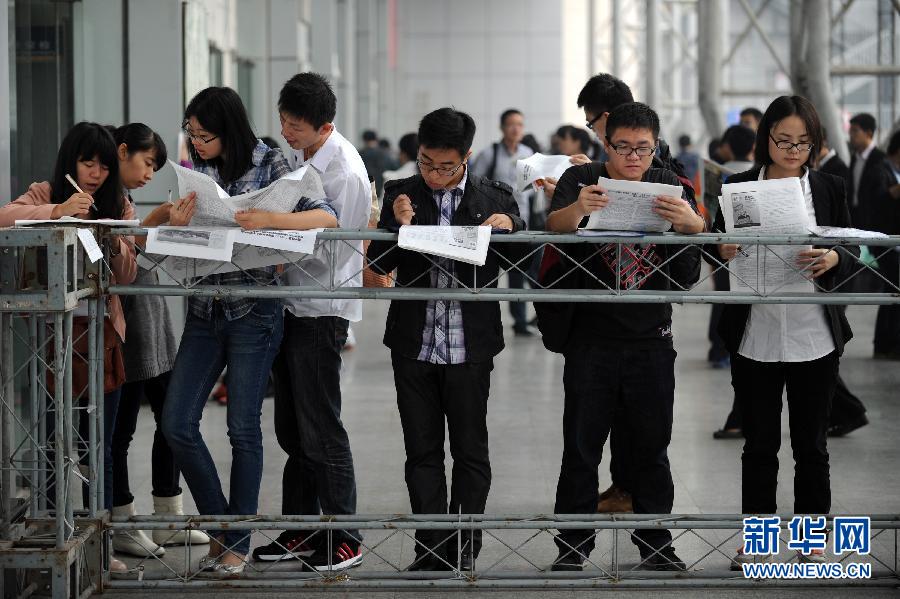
[391,353,493,561]
[731,352,837,514]
[707,267,731,362]
[271,314,359,547]
[555,346,676,556]
[112,371,182,506]
[874,250,900,354]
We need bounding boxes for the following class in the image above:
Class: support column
[698,0,725,140]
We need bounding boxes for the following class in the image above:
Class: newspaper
[234,228,322,254]
[719,177,812,293]
[515,153,574,192]
[143,244,309,281]
[398,225,492,266]
[169,160,327,226]
[145,226,236,261]
[15,217,141,227]
[583,176,683,232]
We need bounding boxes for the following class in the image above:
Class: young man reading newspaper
[545,102,701,571]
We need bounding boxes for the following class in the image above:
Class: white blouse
[737,167,836,363]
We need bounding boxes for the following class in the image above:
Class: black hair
[521,133,541,154]
[559,125,592,154]
[708,138,724,164]
[398,132,419,159]
[849,113,877,135]
[754,95,823,168]
[378,138,391,149]
[110,123,168,171]
[740,107,764,122]
[50,122,122,219]
[362,129,378,142]
[722,125,756,160]
[278,72,337,129]
[888,129,900,157]
[604,102,660,141]
[417,107,476,158]
[678,134,691,148]
[183,86,257,184]
[500,109,523,127]
[260,136,280,150]
[577,73,634,117]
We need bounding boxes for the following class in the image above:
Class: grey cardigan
[121,265,177,382]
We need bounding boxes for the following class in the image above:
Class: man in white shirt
[252,73,370,572]
[470,109,535,336]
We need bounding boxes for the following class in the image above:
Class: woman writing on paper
[0,122,137,573]
[707,96,859,568]
[160,87,336,577]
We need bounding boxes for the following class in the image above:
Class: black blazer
[704,166,860,357]
[367,174,528,363]
[819,153,851,189]
[849,147,892,230]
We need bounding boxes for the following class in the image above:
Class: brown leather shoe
[597,486,633,513]
[597,483,617,503]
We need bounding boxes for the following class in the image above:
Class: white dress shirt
[851,139,877,206]
[284,128,372,322]
[738,167,836,362]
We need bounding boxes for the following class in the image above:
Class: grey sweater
[121,265,177,382]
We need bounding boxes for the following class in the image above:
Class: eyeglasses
[769,135,812,153]
[608,143,657,157]
[416,159,465,177]
[586,113,603,130]
[182,123,218,145]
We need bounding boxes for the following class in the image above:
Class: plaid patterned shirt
[189,140,334,321]
[417,172,468,364]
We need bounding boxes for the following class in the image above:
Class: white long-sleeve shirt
[284,128,371,322]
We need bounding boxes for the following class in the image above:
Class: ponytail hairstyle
[110,122,168,170]
[50,122,123,219]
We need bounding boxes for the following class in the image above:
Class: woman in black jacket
[708,96,859,567]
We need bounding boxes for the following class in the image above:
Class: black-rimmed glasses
[416,159,465,177]
[769,135,813,153]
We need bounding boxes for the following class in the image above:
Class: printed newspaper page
[719,177,812,293]
[583,176,683,232]
[398,225,492,266]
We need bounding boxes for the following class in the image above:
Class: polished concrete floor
[109,297,900,596]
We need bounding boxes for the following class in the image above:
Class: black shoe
[640,545,686,571]
[300,541,362,572]
[550,549,585,571]
[828,414,869,437]
[251,531,316,562]
[513,325,534,337]
[405,554,438,571]
[712,428,743,439]
[873,350,900,360]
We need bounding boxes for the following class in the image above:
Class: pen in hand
[65,174,98,212]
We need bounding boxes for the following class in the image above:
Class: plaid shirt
[189,140,334,321]
[417,172,467,364]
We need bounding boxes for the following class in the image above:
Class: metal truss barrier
[109,227,900,305]
[0,225,897,596]
[105,514,900,590]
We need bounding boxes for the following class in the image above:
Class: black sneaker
[302,541,363,572]
[640,545,686,571]
[550,548,585,571]
[251,531,316,562]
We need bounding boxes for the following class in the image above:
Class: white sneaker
[111,502,165,557]
[152,493,210,546]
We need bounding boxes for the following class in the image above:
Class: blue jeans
[162,300,284,556]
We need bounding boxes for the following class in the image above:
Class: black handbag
[533,244,581,353]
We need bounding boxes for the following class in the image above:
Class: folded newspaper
[398,225,492,266]
[515,153,573,192]
[144,162,328,280]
